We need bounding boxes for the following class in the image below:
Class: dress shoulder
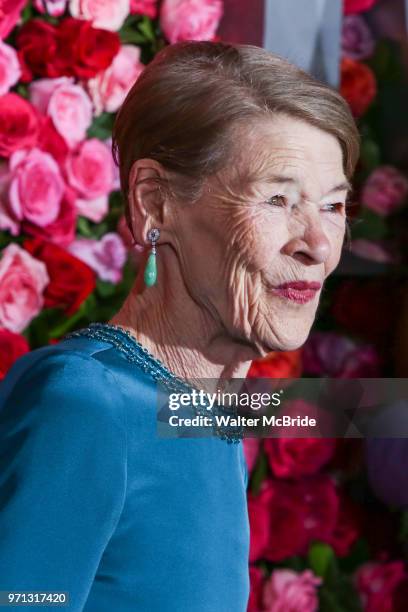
[0,345,128,608]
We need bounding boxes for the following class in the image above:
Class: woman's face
[172,115,349,356]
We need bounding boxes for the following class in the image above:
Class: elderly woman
[0,42,359,611]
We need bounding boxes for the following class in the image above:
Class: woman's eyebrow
[264,174,352,195]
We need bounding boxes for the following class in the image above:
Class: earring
[144,228,160,287]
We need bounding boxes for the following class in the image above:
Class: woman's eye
[266,194,286,207]
[322,202,345,213]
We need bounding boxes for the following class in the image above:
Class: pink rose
[361,165,408,216]
[68,232,127,283]
[7,148,65,229]
[29,77,93,148]
[33,0,68,16]
[160,0,223,44]
[0,243,49,333]
[342,15,375,60]
[88,45,144,115]
[0,161,19,235]
[69,0,130,31]
[354,561,405,612]
[350,238,396,263]
[75,194,109,223]
[0,41,21,95]
[262,569,322,612]
[0,0,27,40]
[130,0,158,18]
[302,332,382,377]
[243,438,261,473]
[65,138,114,200]
[24,187,77,248]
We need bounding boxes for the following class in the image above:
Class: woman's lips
[272,281,322,304]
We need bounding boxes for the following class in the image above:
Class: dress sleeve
[0,350,127,611]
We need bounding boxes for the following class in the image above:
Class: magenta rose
[88,45,144,115]
[264,437,336,479]
[8,148,65,229]
[0,0,27,40]
[361,165,408,216]
[247,481,274,563]
[302,331,381,377]
[248,566,265,612]
[342,15,375,60]
[130,0,158,18]
[69,0,130,31]
[29,77,93,149]
[243,438,261,474]
[344,0,377,15]
[160,0,223,44]
[354,561,406,612]
[0,94,39,158]
[0,243,49,333]
[0,41,21,96]
[263,569,322,612]
[350,238,396,264]
[33,0,68,15]
[68,233,127,283]
[65,138,114,199]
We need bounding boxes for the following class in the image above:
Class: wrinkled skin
[111,115,349,386]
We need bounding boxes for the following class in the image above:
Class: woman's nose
[281,220,331,265]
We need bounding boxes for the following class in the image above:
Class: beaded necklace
[64,322,243,444]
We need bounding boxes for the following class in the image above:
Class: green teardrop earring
[144,228,160,287]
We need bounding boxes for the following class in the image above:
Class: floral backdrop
[0,0,407,611]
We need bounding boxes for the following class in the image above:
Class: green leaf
[249,450,269,495]
[138,16,156,41]
[87,112,115,140]
[399,510,408,542]
[96,279,117,298]
[360,139,381,173]
[120,30,147,44]
[351,208,389,240]
[308,542,335,579]
[77,216,95,238]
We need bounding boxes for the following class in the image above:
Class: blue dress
[0,323,250,611]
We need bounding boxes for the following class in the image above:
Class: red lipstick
[273,281,322,304]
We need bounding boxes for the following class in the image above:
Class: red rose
[16,18,120,81]
[248,483,273,562]
[37,116,69,166]
[331,279,398,349]
[344,0,377,15]
[23,188,77,249]
[248,349,302,379]
[325,493,361,557]
[248,476,339,562]
[0,328,30,379]
[340,57,377,117]
[57,18,121,80]
[16,20,59,82]
[23,237,96,316]
[393,577,408,612]
[0,94,39,158]
[248,566,265,612]
[263,438,337,479]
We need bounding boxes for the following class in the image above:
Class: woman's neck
[109,246,257,391]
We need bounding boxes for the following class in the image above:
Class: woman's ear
[127,158,167,247]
